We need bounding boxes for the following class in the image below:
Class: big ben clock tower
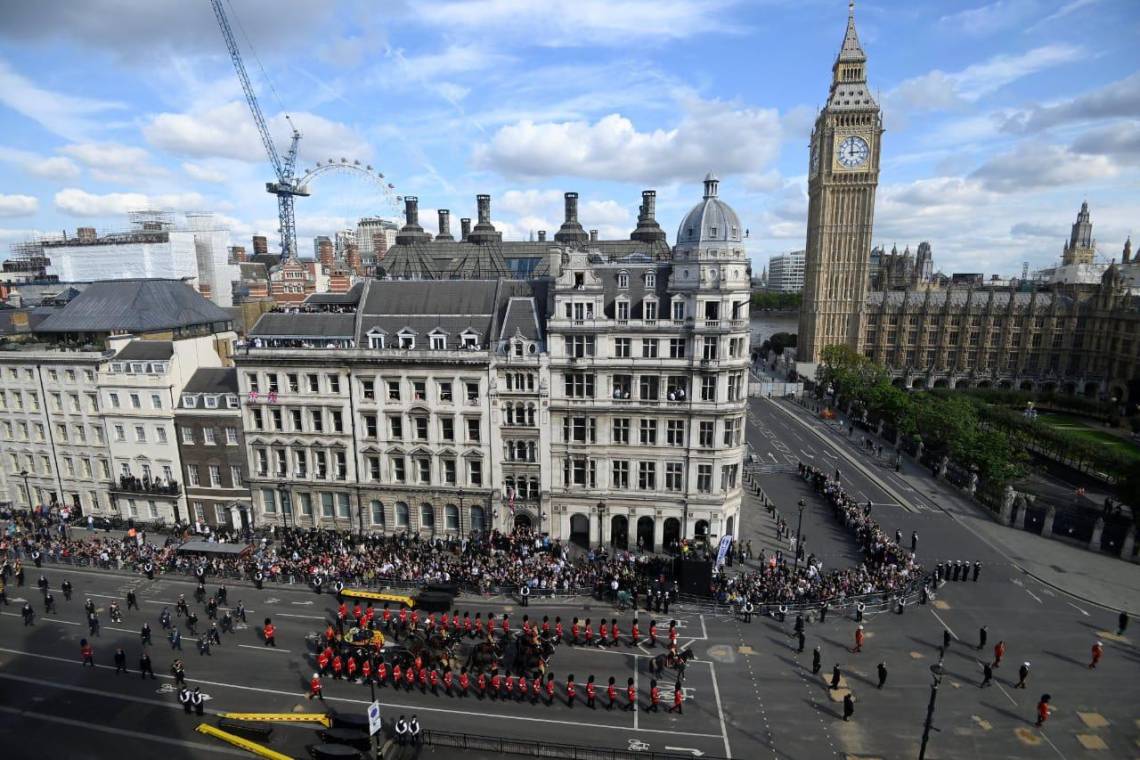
[798,1,882,365]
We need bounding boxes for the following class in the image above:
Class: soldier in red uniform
[625,677,637,711]
[263,619,277,647]
[392,662,403,689]
[398,606,408,637]
[418,664,428,692]
[346,654,358,681]
[669,621,678,649]
[80,639,94,667]
[598,619,609,647]
[555,616,564,643]
[325,624,337,645]
[410,609,420,632]
[631,619,640,647]
[352,602,362,622]
[429,667,440,695]
[542,616,551,638]
[309,673,323,700]
[517,673,528,701]
[501,614,510,639]
[607,676,618,710]
[571,617,581,645]
[376,660,388,686]
[361,657,372,684]
[382,604,393,632]
[317,649,331,675]
[585,675,597,708]
[610,618,620,646]
[504,672,515,697]
[404,662,415,690]
[648,679,661,712]
[337,602,348,623]
[565,674,576,707]
[462,612,472,637]
[669,680,683,713]
[531,673,542,704]
[649,620,658,647]
[489,670,501,699]
[443,668,454,695]
[425,613,436,633]
[458,669,470,696]
[545,673,556,705]
[332,654,344,679]
[584,618,594,646]
[521,615,531,638]
[476,670,487,699]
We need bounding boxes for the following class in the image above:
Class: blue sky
[0,0,1137,276]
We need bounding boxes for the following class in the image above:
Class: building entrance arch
[663,517,681,550]
[610,515,629,549]
[636,516,655,552]
[569,513,590,548]
[514,513,532,530]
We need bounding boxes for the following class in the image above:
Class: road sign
[367,701,382,736]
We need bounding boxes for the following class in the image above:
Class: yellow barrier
[217,712,332,728]
[340,588,416,607]
[195,723,294,760]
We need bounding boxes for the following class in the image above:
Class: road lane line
[0,704,248,757]
[1065,602,1088,616]
[1,611,80,626]
[929,609,957,640]
[0,645,721,739]
[238,644,292,653]
[708,660,733,759]
[1025,589,1043,604]
[633,651,639,730]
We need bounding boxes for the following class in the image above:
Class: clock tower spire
[798,1,883,366]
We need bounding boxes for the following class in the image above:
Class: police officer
[977,625,988,651]
[972,562,981,582]
[409,715,422,745]
[812,646,822,675]
[114,647,127,674]
[43,591,55,614]
[32,549,42,568]
[743,600,754,623]
[191,687,204,716]
[843,693,855,721]
[126,589,139,611]
[395,715,409,746]
[37,574,48,594]
[179,686,192,714]
[253,570,264,590]
[959,561,969,583]
[520,584,530,607]
[21,601,34,626]
[144,561,154,580]
[216,585,227,606]
[235,601,247,623]
[820,600,829,623]
[61,579,72,601]
[855,602,865,622]
[877,661,887,689]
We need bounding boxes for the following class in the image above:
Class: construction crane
[209,0,307,260]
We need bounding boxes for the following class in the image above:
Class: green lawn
[1036,412,1140,464]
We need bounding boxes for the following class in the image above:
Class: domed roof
[676,173,743,246]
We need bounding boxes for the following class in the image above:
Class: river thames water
[750,312,799,344]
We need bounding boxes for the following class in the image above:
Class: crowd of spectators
[710,462,924,607]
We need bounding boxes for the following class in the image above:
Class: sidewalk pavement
[784,400,1140,613]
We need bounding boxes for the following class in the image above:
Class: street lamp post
[276,484,293,531]
[918,660,945,760]
[596,501,605,550]
[19,469,31,509]
[792,499,805,574]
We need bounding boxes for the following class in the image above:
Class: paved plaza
[1,398,1137,759]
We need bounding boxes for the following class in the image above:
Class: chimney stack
[468,194,502,244]
[395,196,428,245]
[589,229,599,242]
[476,194,491,225]
[554,191,588,244]
[252,235,268,256]
[537,230,546,242]
[436,209,454,241]
[460,218,471,241]
[630,188,666,244]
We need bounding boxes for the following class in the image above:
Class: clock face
[837,135,870,168]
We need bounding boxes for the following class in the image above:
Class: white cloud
[473,95,780,183]
[415,0,739,46]
[887,45,1083,114]
[938,0,1035,36]
[0,194,38,217]
[1030,0,1099,29]
[0,146,82,180]
[1002,72,1140,133]
[60,142,163,182]
[971,141,1119,192]
[53,188,205,217]
[0,58,123,141]
[1070,121,1140,163]
[182,162,229,184]
[143,102,372,167]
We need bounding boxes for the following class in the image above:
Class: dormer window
[429,333,446,350]
[645,272,656,288]
[182,395,197,408]
[617,271,629,289]
[398,332,415,350]
[710,227,717,237]
[204,396,218,409]
[461,332,479,349]
[367,329,385,349]
[226,396,239,409]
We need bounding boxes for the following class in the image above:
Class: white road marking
[0,704,247,757]
[0,645,720,739]
[238,644,292,653]
[1066,602,1089,617]
[273,612,327,620]
[1025,590,1043,604]
[707,660,733,759]
[633,648,639,731]
[929,609,957,640]
[1,611,80,626]
[799,449,815,459]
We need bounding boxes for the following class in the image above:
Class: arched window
[470,506,485,534]
[370,500,384,526]
[445,504,459,532]
[420,503,435,528]
[395,501,409,528]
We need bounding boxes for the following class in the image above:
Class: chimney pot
[476,194,491,225]
[537,230,546,242]
[437,209,453,240]
[589,229,598,242]
[641,190,657,220]
[564,192,579,223]
[460,218,472,241]
[404,196,420,227]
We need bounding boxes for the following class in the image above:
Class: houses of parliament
[798,5,1140,404]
